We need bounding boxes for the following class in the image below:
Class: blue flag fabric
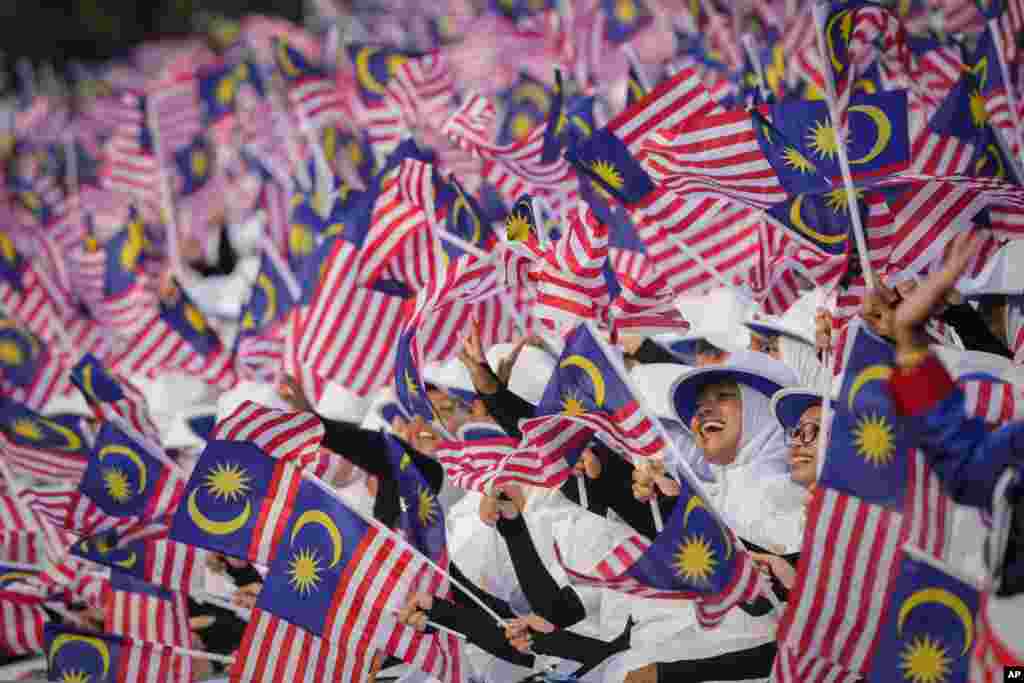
[0,399,90,457]
[103,208,147,299]
[536,323,635,420]
[567,129,657,204]
[79,422,173,520]
[0,321,49,390]
[238,250,299,336]
[766,190,862,257]
[347,44,420,106]
[602,0,654,45]
[70,353,126,404]
[867,549,980,683]
[173,136,214,196]
[497,74,553,145]
[383,434,446,565]
[394,330,435,423]
[159,287,222,358]
[256,479,372,636]
[818,319,909,509]
[0,232,24,290]
[45,624,125,683]
[625,484,741,595]
[169,439,280,560]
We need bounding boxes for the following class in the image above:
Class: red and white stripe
[903,449,953,561]
[632,189,761,297]
[213,401,325,468]
[289,75,355,131]
[100,93,160,205]
[0,434,88,483]
[232,608,354,683]
[776,488,904,674]
[103,582,191,648]
[553,533,764,628]
[639,110,789,209]
[151,74,203,157]
[436,436,519,493]
[533,207,611,329]
[116,636,192,683]
[321,529,447,683]
[386,51,455,131]
[771,645,864,683]
[607,65,724,154]
[298,240,409,397]
[0,600,46,655]
[960,377,1023,426]
[140,539,200,593]
[0,530,43,565]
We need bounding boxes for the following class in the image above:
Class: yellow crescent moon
[789,195,849,246]
[826,10,854,73]
[514,82,551,111]
[79,362,96,400]
[290,510,344,568]
[571,115,593,139]
[451,191,481,245]
[187,488,252,536]
[0,571,34,583]
[897,588,974,655]
[0,232,17,264]
[49,634,111,678]
[98,444,148,498]
[853,79,877,95]
[38,419,83,451]
[256,273,277,326]
[276,41,301,79]
[355,47,388,96]
[114,552,137,569]
[847,364,893,411]
[0,322,41,360]
[848,105,893,166]
[976,144,1005,180]
[559,355,607,407]
[682,495,733,559]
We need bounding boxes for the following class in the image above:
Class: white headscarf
[1007,296,1024,365]
[700,383,806,554]
[778,336,829,393]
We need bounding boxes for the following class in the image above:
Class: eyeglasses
[787,421,820,446]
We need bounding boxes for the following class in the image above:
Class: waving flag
[525,322,665,456]
[77,421,185,526]
[45,624,191,683]
[71,354,160,444]
[172,135,214,196]
[70,528,199,593]
[777,320,953,677]
[170,401,324,565]
[497,73,553,146]
[867,546,980,683]
[556,470,764,628]
[101,573,192,651]
[0,318,65,411]
[242,478,450,683]
[0,400,90,481]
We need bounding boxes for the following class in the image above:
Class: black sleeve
[496,514,586,629]
[736,540,800,615]
[656,641,778,681]
[481,387,536,439]
[448,561,518,621]
[318,418,444,492]
[224,563,262,588]
[589,444,678,539]
[559,473,609,517]
[939,304,1012,358]
[631,339,683,365]
[426,597,535,667]
[187,228,239,278]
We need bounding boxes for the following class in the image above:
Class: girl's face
[692,380,743,465]
[788,405,822,489]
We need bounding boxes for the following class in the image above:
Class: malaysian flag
[435,434,522,493]
[241,478,460,683]
[959,374,1024,425]
[524,322,665,457]
[555,469,765,628]
[866,545,980,683]
[0,596,46,656]
[169,401,324,565]
[776,320,953,677]
[99,91,160,205]
[71,354,161,446]
[75,420,185,529]
[71,526,199,593]
[102,574,193,653]
[0,318,66,412]
[45,624,192,683]
[275,38,354,131]
[0,400,90,482]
